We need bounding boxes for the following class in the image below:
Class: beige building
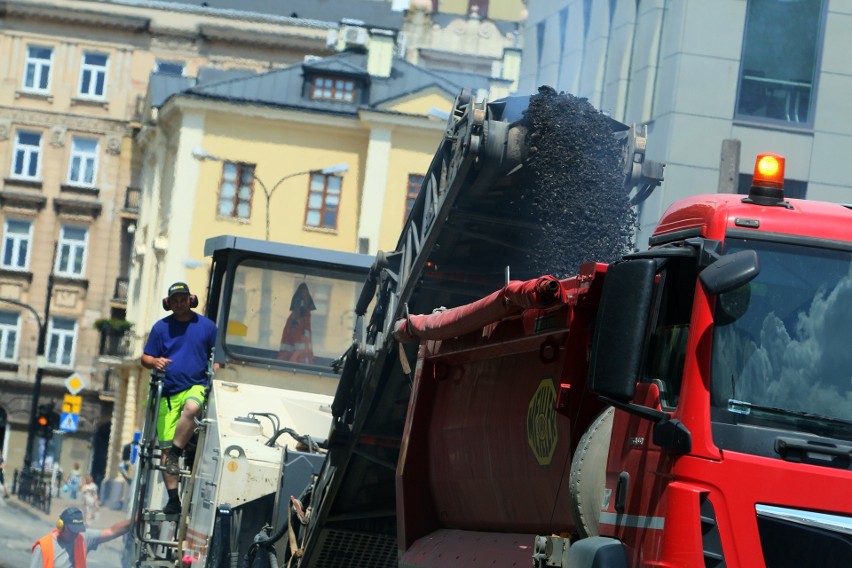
[0,0,359,489]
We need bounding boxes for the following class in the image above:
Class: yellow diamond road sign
[65,372,86,395]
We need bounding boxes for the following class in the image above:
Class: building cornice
[163,95,364,131]
[198,25,333,52]
[0,0,150,31]
[358,108,446,131]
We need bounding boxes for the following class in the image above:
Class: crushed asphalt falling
[516,86,637,278]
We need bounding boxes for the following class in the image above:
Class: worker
[141,281,217,514]
[30,506,130,568]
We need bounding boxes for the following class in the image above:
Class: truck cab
[591,154,852,567]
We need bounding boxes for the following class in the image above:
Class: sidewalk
[7,490,130,531]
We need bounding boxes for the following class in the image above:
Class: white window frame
[11,130,42,180]
[46,317,77,369]
[67,137,99,187]
[0,311,20,363]
[55,225,88,278]
[23,45,53,93]
[77,52,109,98]
[1,219,34,271]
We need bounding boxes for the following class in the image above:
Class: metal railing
[99,327,134,357]
[13,467,53,514]
[124,186,141,212]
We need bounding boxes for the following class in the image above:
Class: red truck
[292,91,852,567]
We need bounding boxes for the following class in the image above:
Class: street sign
[62,394,82,414]
[65,372,86,395]
[59,412,79,432]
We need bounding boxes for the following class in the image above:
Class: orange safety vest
[32,529,87,568]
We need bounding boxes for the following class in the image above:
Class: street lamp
[192,147,349,240]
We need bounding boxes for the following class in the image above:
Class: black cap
[168,282,191,298]
[60,507,86,533]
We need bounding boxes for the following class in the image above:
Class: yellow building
[112,32,509,498]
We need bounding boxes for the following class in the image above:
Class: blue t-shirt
[143,312,217,395]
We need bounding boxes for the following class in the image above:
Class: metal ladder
[126,370,209,568]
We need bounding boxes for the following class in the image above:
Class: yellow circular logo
[227,461,239,472]
[527,378,558,466]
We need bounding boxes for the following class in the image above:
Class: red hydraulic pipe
[393,275,566,343]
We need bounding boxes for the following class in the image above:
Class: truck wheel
[569,406,614,538]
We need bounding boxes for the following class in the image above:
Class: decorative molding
[106,135,122,155]
[53,196,103,219]
[60,184,100,198]
[0,188,47,210]
[50,125,67,148]
[52,275,89,291]
[0,106,125,135]
[0,271,33,287]
[0,118,9,141]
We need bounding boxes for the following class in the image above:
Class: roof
[111,0,404,29]
[164,50,485,115]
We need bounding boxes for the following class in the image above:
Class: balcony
[123,186,140,214]
[98,323,134,358]
[113,277,129,304]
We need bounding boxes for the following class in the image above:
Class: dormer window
[311,76,356,102]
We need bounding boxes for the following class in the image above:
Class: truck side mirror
[698,249,759,295]
[589,259,657,402]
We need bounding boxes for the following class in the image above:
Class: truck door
[599,256,698,562]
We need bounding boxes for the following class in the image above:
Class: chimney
[368,28,395,78]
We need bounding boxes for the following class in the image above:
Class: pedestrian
[30,506,130,568]
[66,463,82,500]
[141,281,216,515]
[0,449,11,498]
[80,474,99,521]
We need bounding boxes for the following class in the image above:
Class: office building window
[736,0,825,125]
[311,76,356,102]
[12,131,41,179]
[405,174,424,220]
[68,137,99,186]
[0,312,19,363]
[305,174,342,229]
[218,162,254,219]
[46,317,77,368]
[1,219,33,270]
[78,52,108,98]
[23,45,53,92]
[55,225,88,277]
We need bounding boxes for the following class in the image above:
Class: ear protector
[57,518,64,530]
[162,295,199,311]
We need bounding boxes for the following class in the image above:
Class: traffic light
[36,403,55,439]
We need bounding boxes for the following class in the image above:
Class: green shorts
[157,384,207,447]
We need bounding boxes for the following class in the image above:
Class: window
[12,131,42,179]
[78,52,108,98]
[311,76,356,102]
[305,174,341,229]
[0,312,20,363]
[218,162,254,219]
[46,317,76,368]
[68,137,99,186]
[55,225,88,277]
[736,0,825,125]
[23,45,52,92]
[155,60,185,76]
[405,174,424,220]
[1,219,33,270]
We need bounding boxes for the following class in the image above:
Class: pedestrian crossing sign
[60,412,79,432]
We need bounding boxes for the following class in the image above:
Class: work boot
[164,448,181,476]
[162,497,181,516]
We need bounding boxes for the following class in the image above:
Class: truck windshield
[710,237,852,438]
[223,258,365,370]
